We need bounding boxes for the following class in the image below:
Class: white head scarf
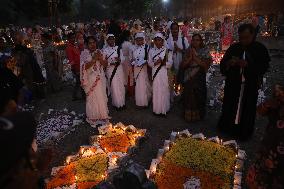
[135,32,145,39]
[104,34,115,48]
[154,32,165,40]
[106,34,115,40]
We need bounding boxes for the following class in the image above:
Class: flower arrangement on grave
[46,149,108,189]
[147,131,246,189]
[47,122,146,189]
[91,122,146,153]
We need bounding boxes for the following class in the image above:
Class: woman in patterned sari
[180,34,212,122]
[246,84,284,189]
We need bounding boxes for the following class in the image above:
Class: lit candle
[234,172,242,186]
[66,156,71,164]
[178,85,181,92]
[145,170,150,178]
[236,159,244,170]
[150,159,159,174]
[170,132,177,141]
[112,157,118,165]
[157,149,164,160]
[80,147,85,155]
[163,140,170,151]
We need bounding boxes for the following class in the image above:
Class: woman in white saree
[80,36,109,126]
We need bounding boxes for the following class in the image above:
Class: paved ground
[34,38,284,187]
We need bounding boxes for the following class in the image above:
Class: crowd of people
[0,15,283,189]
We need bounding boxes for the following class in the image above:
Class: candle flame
[80,147,85,154]
[66,157,71,164]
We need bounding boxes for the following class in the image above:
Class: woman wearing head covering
[102,34,126,110]
[132,32,151,107]
[148,33,173,115]
[80,36,109,126]
[180,34,212,122]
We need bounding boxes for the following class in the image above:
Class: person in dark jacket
[12,32,45,99]
[218,24,270,140]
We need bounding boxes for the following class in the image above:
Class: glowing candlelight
[80,147,85,155]
[234,172,242,186]
[101,173,107,180]
[111,157,118,165]
[157,149,164,160]
[66,156,71,164]
[145,170,150,178]
[163,140,170,151]
[150,159,159,174]
[177,85,181,93]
